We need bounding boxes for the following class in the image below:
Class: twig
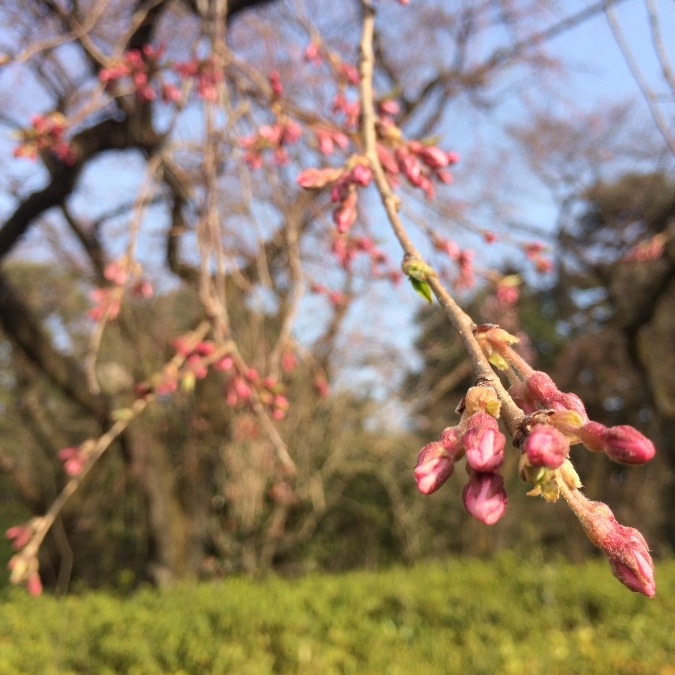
[357,0,524,436]
[20,321,211,564]
[605,0,675,154]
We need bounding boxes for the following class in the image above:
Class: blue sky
[0,0,672,412]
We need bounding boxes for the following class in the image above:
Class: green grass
[0,554,673,674]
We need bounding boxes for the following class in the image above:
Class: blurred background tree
[0,0,672,592]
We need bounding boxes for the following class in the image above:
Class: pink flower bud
[268,70,283,97]
[603,425,656,465]
[161,84,182,103]
[417,146,449,170]
[314,375,330,398]
[525,372,588,419]
[187,355,208,380]
[58,447,85,477]
[297,167,343,189]
[233,377,251,400]
[333,201,357,234]
[566,493,656,597]
[193,341,215,356]
[414,442,454,495]
[523,424,569,469]
[609,542,656,598]
[304,42,321,64]
[214,355,234,372]
[27,571,43,597]
[281,350,297,373]
[462,472,507,525]
[462,413,505,472]
[397,151,422,186]
[377,99,400,116]
[6,526,31,551]
[350,164,372,186]
[376,144,399,175]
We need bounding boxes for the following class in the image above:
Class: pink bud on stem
[578,422,656,464]
[524,372,588,418]
[414,441,455,495]
[462,412,505,472]
[462,472,508,525]
[561,486,656,597]
[523,424,569,469]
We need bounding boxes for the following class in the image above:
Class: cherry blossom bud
[104,261,128,286]
[304,42,322,64]
[397,151,422,185]
[573,497,655,597]
[27,572,43,597]
[462,472,507,525]
[58,447,85,477]
[6,526,31,551]
[496,282,519,305]
[609,544,655,598]
[417,146,449,170]
[525,372,588,419]
[414,441,454,495]
[281,350,297,373]
[187,355,208,380]
[233,377,252,400]
[462,413,505,472]
[603,425,656,465]
[523,424,568,469]
[433,237,460,260]
[377,99,400,116]
[161,83,182,103]
[297,167,343,189]
[376,144,399,174]
[214,355,234,372]
[314,375,330,398]
[350,163,372,186]
[268,70,283,97]
[333,195,357,234]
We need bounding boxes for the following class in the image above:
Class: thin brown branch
[20,321,211,565]
[358,0,524,436]
[605,0,675,154]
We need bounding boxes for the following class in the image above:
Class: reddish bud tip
[462,413,505,472]
[603,425,656,465]
[414,442,454,495]
[523,424,569,469]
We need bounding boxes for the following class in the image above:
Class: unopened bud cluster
[414,384,508,526]
[511,370,656,467]
[457,325,659,597]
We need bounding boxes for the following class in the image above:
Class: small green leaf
[401,254,435,282]
[487,352,510,370]
[410,278,433,304]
